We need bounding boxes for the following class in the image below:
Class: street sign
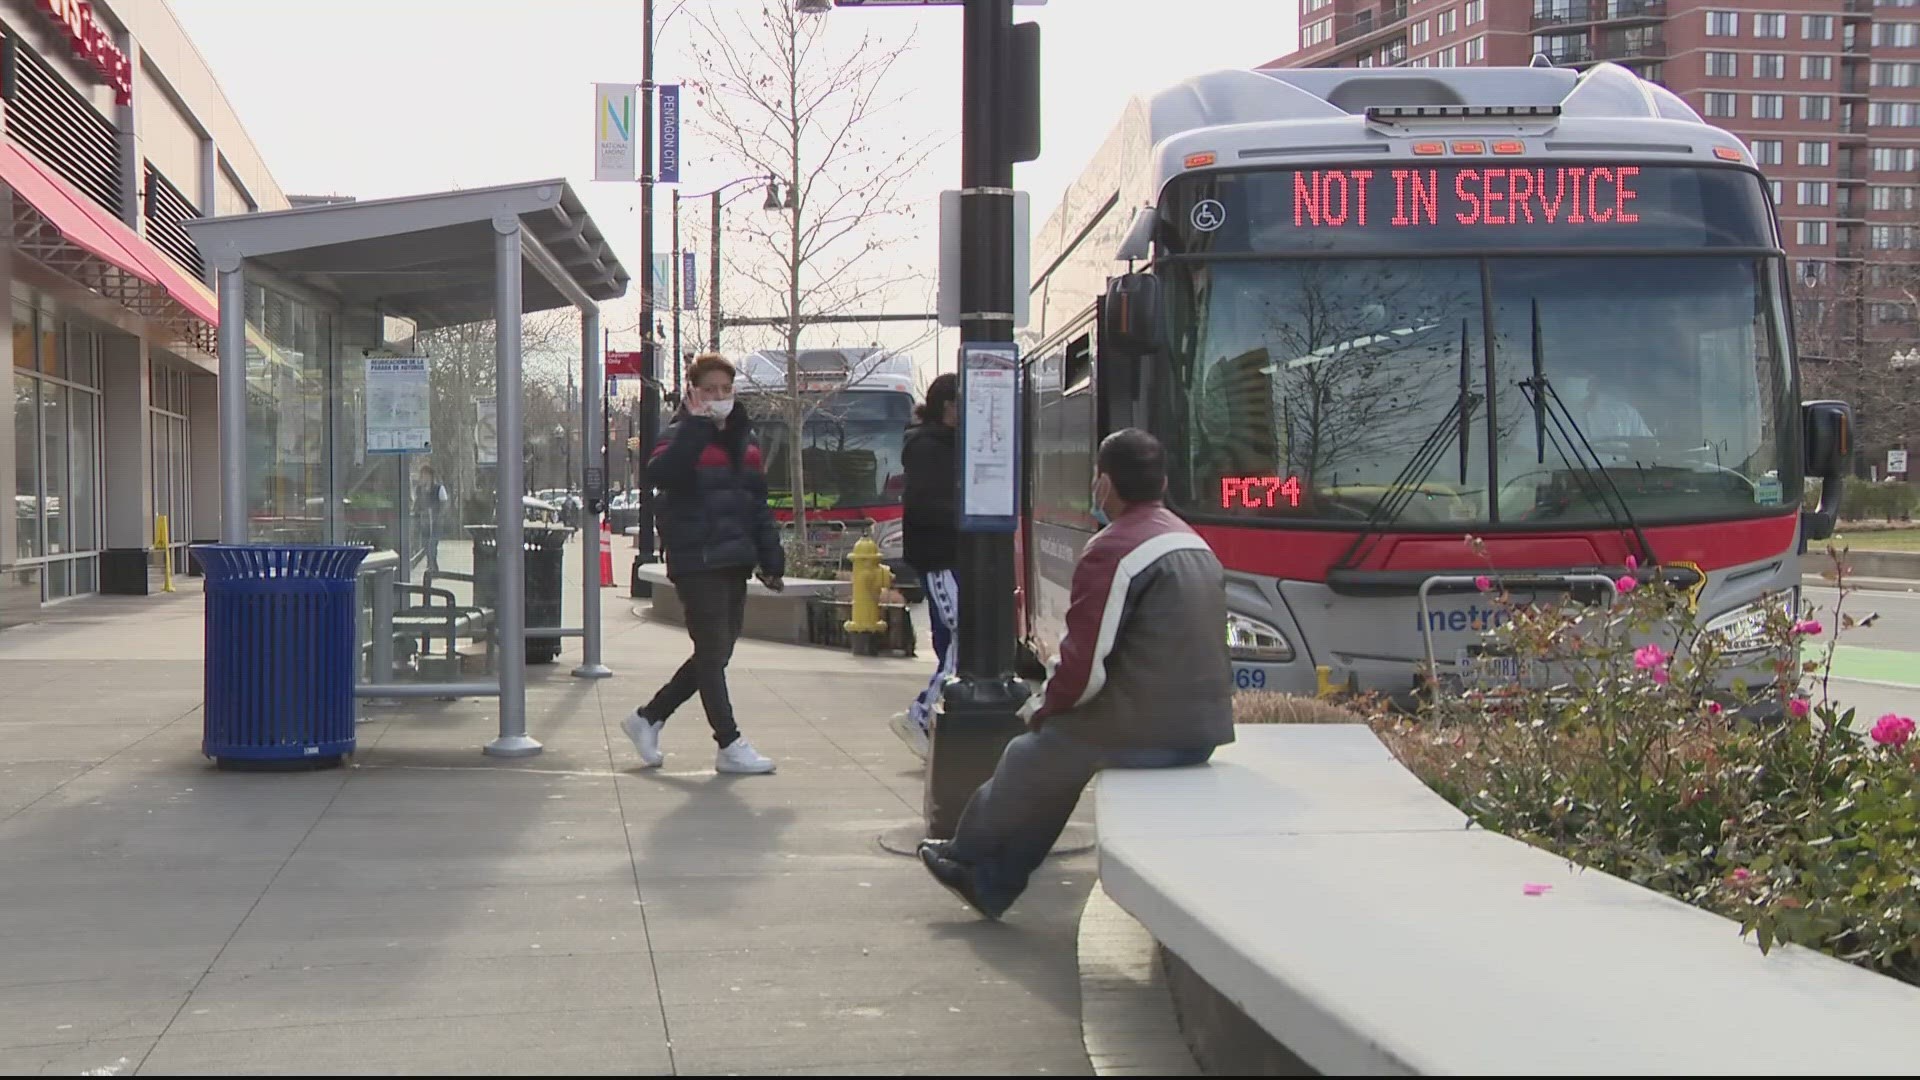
[958,343,1021,532]
[606,349,647,378]
[682,251,697,310]
[938,190,1030,329]
[1891,448,1910,475]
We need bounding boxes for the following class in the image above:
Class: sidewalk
[0,583,1097,1076]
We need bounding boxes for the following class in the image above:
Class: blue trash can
[195,545,370,769]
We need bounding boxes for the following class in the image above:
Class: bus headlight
[1699,592,1792,658]
[1227,611,1295,663]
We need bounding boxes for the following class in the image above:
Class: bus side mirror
[1102,273,1164,357]
[1801,399,1853,544]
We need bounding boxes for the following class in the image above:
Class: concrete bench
[635,564,848,646]
[1095,724,1920,1076]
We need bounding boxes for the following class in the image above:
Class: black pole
[710,189,723,351]
[635,0,660,569]
[672,191,683,397]
[925,0,1028,841]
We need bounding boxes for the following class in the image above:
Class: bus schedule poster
[959,343,1020,533]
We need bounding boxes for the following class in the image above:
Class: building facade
[1,0,287,628]
[1271,0,1920,464]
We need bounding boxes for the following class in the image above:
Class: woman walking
[622,353,784,774]
[894,373,960,760]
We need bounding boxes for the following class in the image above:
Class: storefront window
[12,374,37,559]
[42,381,68,554]
[13,303,34,371]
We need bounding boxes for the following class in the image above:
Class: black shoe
[917,842,1009,920]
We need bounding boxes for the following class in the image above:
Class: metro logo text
[1288,166,1643,230]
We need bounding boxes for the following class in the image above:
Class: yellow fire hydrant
[844,535,893,655]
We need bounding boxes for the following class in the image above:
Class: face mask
[1090,479,1111,527]
[705,397,735,420]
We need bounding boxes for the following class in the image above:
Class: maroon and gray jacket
[1021,503,1235,752]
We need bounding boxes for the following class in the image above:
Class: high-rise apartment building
[1270,2,1920,360]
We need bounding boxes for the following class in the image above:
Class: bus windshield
[753,390,914,510]
[1161,254,1800,528]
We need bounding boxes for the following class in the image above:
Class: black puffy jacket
[901,421,958,574]
[646,407,785,580]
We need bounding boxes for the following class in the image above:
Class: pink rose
[1730,868,1753,884]
[1788,697,1811,719]
[1633,643,1668,671]
[1870,714,1916,748]
[1705,700,1723,716]
[1625,555,1638,571]
[1793,619,1824,636]
[1651,668,1670,685]
[1616,575,1638,593]
[1475,575,1493,592]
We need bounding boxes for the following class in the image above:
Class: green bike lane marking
[1817,645,1920,688]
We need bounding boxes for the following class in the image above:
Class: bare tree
[1794,255,1920,476]
[687,0,938,538]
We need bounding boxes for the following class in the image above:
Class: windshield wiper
[1516,301,1659,568]
[1334,319,1481,572]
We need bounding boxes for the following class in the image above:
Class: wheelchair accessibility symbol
[1191,199,1226,233]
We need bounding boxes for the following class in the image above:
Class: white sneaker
[621,710,665,768]
[715,737,776,775]
[890,712,930,761]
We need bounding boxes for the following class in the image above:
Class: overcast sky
[169,0,1299,367]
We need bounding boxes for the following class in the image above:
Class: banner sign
[958,343,1021,531]
[682,251,697,310]
[659,83,682,185]
[594,83,638,182]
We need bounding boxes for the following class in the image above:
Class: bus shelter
[184,179,630,757]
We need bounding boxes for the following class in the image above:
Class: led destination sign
[1164,164,1775,253]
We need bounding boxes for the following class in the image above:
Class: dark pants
[945,726,1213,908]
[640,568,750,746]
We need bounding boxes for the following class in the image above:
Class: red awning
[1,142,217,352]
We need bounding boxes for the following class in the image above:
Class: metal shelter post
[486,216,539,758]
[574,308,612,679]
[217,265,247,543]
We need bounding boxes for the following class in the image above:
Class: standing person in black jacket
[621,353,784,775]
[893,373,960,761]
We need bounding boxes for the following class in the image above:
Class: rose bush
[1247,539,1920,986]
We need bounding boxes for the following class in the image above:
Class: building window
[1704,92,1738,118]
[1754,13,1787,38]
[1466,35,1485,63]
[1440,9,1457,35]
[1771,179,1784,205]
[10,304,104,600]
[1466,0,1483,24]
[1753,94,1785,119]
[1801,140,1832,166]
[1412,19,1430,46]
[1303,17,1334,48]
[1872,146,1920,172]
[1706,11,1738,37]
[1870,225,1915,250]
[1872,101,1920,126]
[1798,221,1829,246]
[1875,22,1920,48]
[1871,185,1920,211]
[1873,62,1920,87]
[1753,54,1786,79]
[1799,181,1832,206]
[1800,95,1832,120]
[1751,138,1784,165]
[1802,56,1833,81]
[1704,51,1737,77]
[1438,45,1457,67]
[1803,14,1834,40]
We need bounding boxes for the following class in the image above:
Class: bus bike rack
[1417,572,1620,702]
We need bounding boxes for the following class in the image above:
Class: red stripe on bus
[768,504,904,524]
[1190,514,1800,580]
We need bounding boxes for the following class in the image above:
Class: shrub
[1347,540,1920,986]
[1234,692,1366,726]
[1841,480,1919,522]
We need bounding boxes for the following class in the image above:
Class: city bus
[1017,62,1852,700]
[736,348,918,572]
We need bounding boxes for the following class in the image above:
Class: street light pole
[710,190,723,350]
[672,190,683,396]
[635,0,661,570]
[928,0,1027,839]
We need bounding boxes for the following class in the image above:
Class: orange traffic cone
[599,518,615,587]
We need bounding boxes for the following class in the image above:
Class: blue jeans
[945,726,1214,908]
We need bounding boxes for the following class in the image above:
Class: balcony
[1837,198,1865,220]
[1595,34,1666,61]
[1336,2,1408,47]
[1538,43,1595,65]
[1842,0,1871,15]
[1530,1,1664,30]
[1844,38,1869,55]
